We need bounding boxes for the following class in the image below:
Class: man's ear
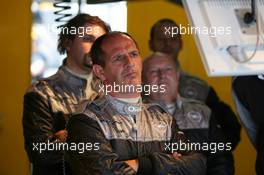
[93,64,106,81]
[175,70,180,82]
[65,38,73,53]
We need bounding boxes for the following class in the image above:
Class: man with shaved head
[66,32,207,175]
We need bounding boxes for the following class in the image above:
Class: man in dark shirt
[149,19,241,150]
[142,52,234,175]
[233,75,264,175]
[23,14,110,175]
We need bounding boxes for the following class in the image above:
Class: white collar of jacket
[106,95,143,115]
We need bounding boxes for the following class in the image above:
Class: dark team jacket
[233,75,264,175]
[23,65,100,175]
[66,95,207,175]
[179,71,241,150]
[170,97,234,175]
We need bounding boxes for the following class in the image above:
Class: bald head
[91,31,142,98]
[91,31,139,67]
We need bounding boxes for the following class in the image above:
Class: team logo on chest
[187,111,202,123]
[183,86,198,99]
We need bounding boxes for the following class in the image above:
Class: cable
[241,0,260,63]
[228,0,261,63]
[53,0,72,28]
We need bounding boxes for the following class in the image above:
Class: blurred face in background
[150,22,182,57]
[143,53,180,103]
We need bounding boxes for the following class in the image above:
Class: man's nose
[124,54,135,67]
[158,69,166,78]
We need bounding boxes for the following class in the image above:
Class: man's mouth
[162,48,173,54]
[124,71,137,78]
[158,80,168,86]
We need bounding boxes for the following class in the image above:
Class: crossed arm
[66,114,207,175]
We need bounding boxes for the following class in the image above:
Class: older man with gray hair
[142,52,235,175]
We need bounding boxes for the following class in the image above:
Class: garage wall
[0,1,31,175]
